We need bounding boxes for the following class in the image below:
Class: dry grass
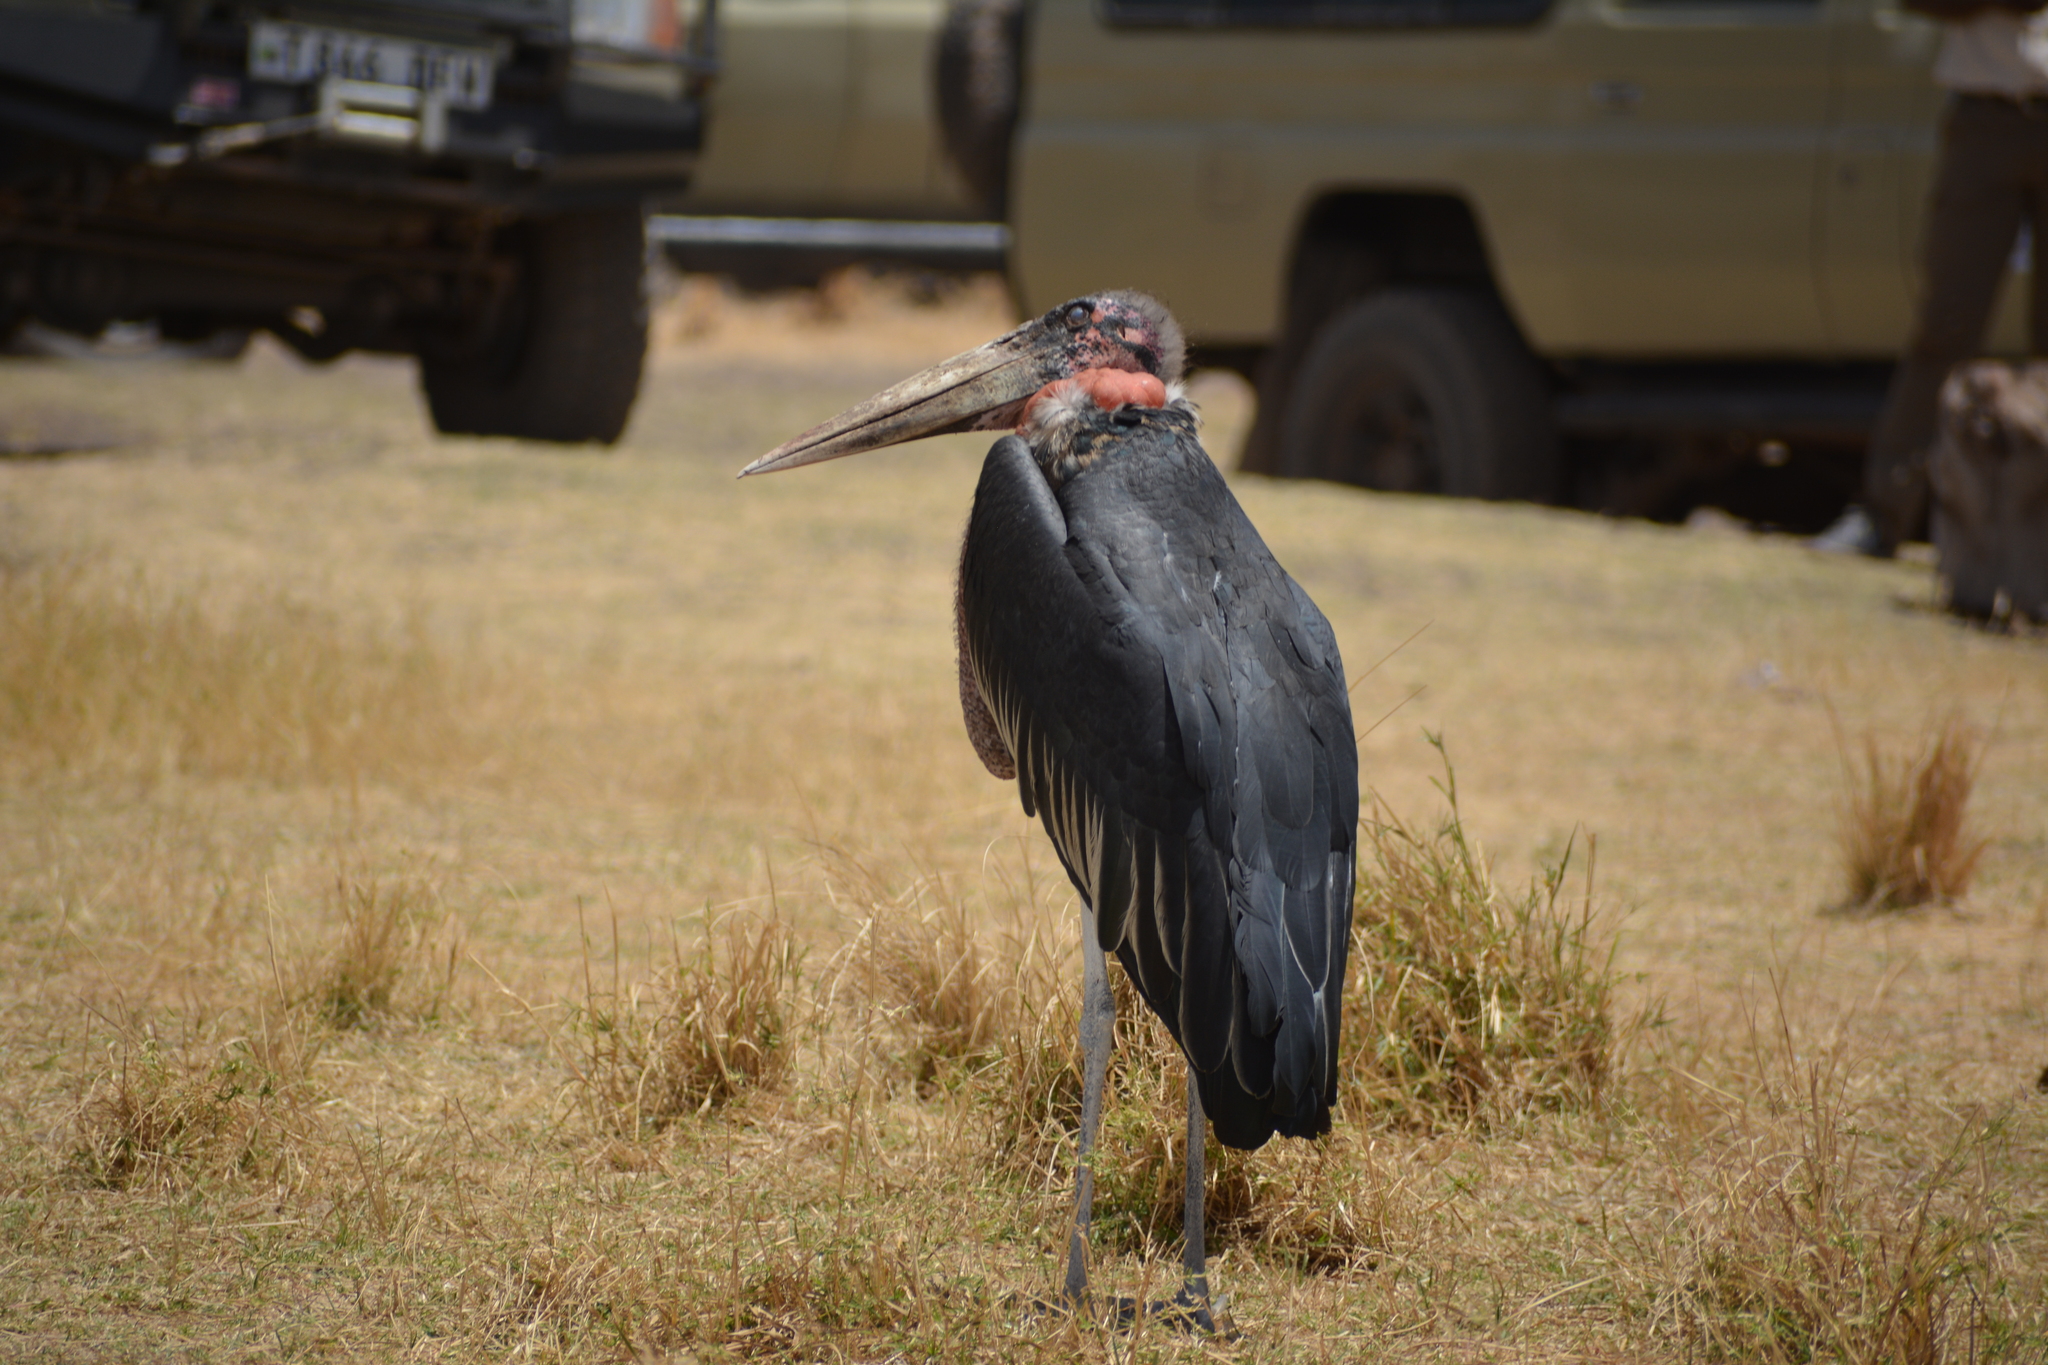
[568,910,804,1135]
[647,264,1017,362]
[824,851,1017,1092]
[295,856,459,1029]
[0,555,489,785]
[1346,734,1622,1129]
[2,280,2045,1362]
[1045,741,1628,1272]
[1630,983,2012,1364]
[68,1021,315,1192]
[789,743,1630,1279]
[1838,714,1990,912]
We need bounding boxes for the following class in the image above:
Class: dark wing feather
[958,413,1358,1150]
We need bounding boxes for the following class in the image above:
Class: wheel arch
[1287,191,1498,323]
[1239,188,1543,473]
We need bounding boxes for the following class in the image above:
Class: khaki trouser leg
[1866,96,2048,550]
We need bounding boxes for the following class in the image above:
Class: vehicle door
[1552,0,1833,353]
[837,0,980,214]
[680,0,853,210]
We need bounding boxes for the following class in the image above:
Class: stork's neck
[1020,367,1168,436]
[1018,370,1194,490]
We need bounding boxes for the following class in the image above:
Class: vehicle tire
[934,0,1024,218]
[1278,288,1556,500]
[421,208,649,445]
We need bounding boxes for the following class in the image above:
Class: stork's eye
[1065,304,1090,328]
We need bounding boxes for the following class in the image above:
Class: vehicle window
[1098,0,1555,28]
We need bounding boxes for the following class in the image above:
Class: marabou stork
[742,292,1358,1327]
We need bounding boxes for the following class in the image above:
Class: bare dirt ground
[2,273,2045,1363]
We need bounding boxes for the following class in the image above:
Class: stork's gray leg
[1063,912,1115,1310]
[1181,1071,1214,1327]
[1183,1072,1207,1293]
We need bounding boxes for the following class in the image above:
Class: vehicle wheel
[421,208,649,445]
[1278,288,1556,500]
[934,0,1024,218]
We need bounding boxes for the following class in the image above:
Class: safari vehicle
[1007,0,2020,522]
[0,0,712,443]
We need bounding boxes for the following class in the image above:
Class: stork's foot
[1017,1287,1234,1338]
[1148,1285,1241,1338]
[1150,1285,1221,1336]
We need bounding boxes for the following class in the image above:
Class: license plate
[247,21,496,111]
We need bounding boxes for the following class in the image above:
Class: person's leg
[2026,116,2048,357]
[2031,201,2048,359]
[1864,97,2029,551]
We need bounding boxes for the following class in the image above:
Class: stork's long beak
[739,315,1062,476]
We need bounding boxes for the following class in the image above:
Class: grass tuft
[298,857,456,1029]
[1837,714,1989,912]
[824,852,1010,1092]
[570,911,803,1135]
[69,1021,313,1191]
[975,929,1086,1170]
[1343,734,1621,1130]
